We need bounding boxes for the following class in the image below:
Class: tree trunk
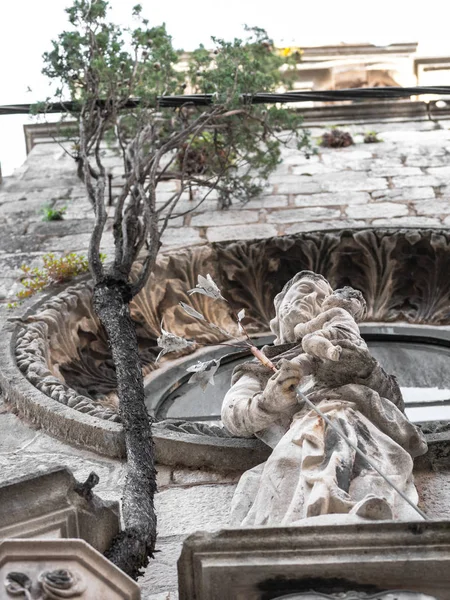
[93,278,157,580]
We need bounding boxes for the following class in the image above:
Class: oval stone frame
[1,227,450,470]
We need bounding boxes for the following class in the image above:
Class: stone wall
[1,115,450,303]
[1,111,450,599]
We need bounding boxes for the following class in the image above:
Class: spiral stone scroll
[5,569,86,599]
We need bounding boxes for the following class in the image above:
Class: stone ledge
[178,520,450,600]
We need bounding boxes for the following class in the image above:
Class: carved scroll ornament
[5,569,85,599]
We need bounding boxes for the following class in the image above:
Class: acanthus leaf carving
[14,228,450,422]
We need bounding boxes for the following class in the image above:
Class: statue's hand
[261,359,303,410]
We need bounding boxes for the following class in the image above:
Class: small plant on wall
[7,252,105,308]
[40,203,67,221]
[364,130,383,144]
[320,129,354,148]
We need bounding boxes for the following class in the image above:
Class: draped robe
[221,340,428,526]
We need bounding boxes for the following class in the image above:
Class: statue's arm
[294,307,346,339]
[222,360,303,438]
[222,374,275,437]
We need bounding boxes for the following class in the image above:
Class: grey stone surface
[191,210,259,227]
[372,187,435,201]
[414,200,450,216]
[346,202,409,219]
[283,219,366,234]
[2,116,450,598]
[372,216,442,227]
[0,402,240,597]
[276,179,322,194]
[206,224,277,242]
[139,536,184,598]
[267,206,341,223]
[294,191,370,206]
[392,175,441,188]
[155,484,236,536]
[369,166,422,177]
[161,227,204,248]
[178,521,450,600]
[242,195,289,209]
[171,468,240,487]
[1,117,450,303]
[312,171,388,192]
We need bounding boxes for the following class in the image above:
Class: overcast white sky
[1,0,450,177]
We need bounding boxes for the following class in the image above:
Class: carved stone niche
[0,538,140,599]
[177,520,450,600]
[0,467,120,553]
[3,228,450,463]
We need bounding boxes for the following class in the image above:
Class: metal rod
[295,386,429,521]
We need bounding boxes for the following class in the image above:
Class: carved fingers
[261,359,303,410]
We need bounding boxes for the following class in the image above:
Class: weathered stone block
[346,202,408,219]
[372,187,435,201]
[392,175,441,188]
[372,216,442,227]
[243,195,289,209]
[267,207,340,223]
[276,180,322,195]
[0,539,140,599]
[161,227,204,248]
[369,166,422,177]
[313,172,388,192]
[413,200,450,216]
[321,149,373,164]
[140,536,184,598]
[427,166,450,180]
[284,219,366,235]
[171,468,240,487]
[41,231,114,253]
[191,210,258,227]
[294,192,369,206]
[206,224,277,242]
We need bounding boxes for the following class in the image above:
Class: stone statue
[221,271,428,527]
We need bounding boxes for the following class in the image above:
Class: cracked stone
[372,187,435,201]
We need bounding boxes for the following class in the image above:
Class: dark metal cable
[2,86,450,115]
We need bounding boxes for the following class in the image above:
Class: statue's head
[322,286,367,321]
[270,271,333,344]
